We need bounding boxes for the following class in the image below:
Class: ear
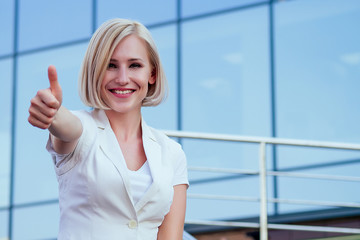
[149,68,156,85]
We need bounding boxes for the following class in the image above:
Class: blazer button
[128,219,138,229]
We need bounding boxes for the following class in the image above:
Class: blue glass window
[13,204,59,240]
[182,7,270,135]
[18,0,92,51]
[142,25,178,130]
[97,0,176,27]
[184,139,275,220]
[182,6,272,220]
[0,0,14,56]
[0,59,13,208]
[0,210,8,239]
[181,0,267,18]
[14,43,88,204]
[275,0,360,213]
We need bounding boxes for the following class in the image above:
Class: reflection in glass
[18,0,92,51]
[275,0,360,213]
[0,210,8,239]
[278,163,360,214]
[13,204,59,240]
[182,7,270,136]
[182,0,266,18]
[97,0,176,27]
[188,198,260,221]
[182,7,271,220]
[14,43,88,204]
[0,0,14,56]
[184,139,262,171]
[184,139,274,219]
[0,59,13,208]
[275,0,360,142]
[142,25,177,130]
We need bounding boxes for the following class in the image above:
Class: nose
[115,67,129,85]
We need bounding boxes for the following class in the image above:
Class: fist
[28,65,63,129]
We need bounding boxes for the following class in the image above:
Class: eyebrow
[109,58,145,62]
[129,58,144,62]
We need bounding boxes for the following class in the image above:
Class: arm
[157,184,187,240]
[48,106,82,154]
[28,65,82,154]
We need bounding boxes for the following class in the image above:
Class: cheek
[133,73,150,88]
[101,74,110,87]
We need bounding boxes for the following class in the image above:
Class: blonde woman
[28,18,188,240]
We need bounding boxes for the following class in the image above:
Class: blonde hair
[79,18,168,109]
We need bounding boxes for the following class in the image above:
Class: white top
[46,109,189,240]
[127,161,153,204]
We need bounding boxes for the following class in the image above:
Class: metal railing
[163,130,360,240]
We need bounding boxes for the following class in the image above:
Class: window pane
[182,0,267,18]
[12,204,59,240]
[278,160,360,214]
[18,0,92,51]
[0,0,14,55]
[14,43,88,204]
[275,0,360,213]
[184,139,274,220]
[182,6,271,221]
[97,0,176,27]
[277,146,360,214]
[0,59,13,207]
[0,210,8,239]
[182,7,270,136]
[142,25,177,130]
[275,0,360,142]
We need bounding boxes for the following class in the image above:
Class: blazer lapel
[93,109,134,205]
[134,119,162,212]
[92,110,163,211]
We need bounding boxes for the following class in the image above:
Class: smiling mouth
[110,89,135,94]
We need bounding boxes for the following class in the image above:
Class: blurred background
[1,0,360,239]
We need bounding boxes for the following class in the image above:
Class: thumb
[48,65,63,104]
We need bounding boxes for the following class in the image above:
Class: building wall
[1,0,360,239]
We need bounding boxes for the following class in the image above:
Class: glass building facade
[1,0,360,239]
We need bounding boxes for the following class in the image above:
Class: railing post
[259,142,268,240]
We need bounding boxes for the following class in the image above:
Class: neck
[104,109,142,142]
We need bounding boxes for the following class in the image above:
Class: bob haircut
[79,18,168,109]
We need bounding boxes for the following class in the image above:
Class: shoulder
[147,125,183,153]
[142,121,189,186]
[147,125,188,168]
[70,109,103,129]
[142,120,186,160]
[70,109,93,122]
[69,109,100,143]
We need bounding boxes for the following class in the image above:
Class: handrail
[163,130,360,240]
[164,130,360,150]
[188,166,360,182]
[186,193,360,208]
[185,220,360,234]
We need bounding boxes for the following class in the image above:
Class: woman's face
[101,34,155,114]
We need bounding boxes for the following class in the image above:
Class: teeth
[113,90,133,94]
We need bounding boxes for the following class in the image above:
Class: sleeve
[46,110,91,176]
[172,145,189,188]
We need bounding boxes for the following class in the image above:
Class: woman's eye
[130,63,142,68]
[108,63,117,69]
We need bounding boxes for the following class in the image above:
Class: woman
[28,18,188,240]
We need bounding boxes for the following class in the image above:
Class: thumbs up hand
[28,65,63,129]
[48,65,63,105]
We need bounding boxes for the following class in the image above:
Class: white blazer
[47,109,188,240]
